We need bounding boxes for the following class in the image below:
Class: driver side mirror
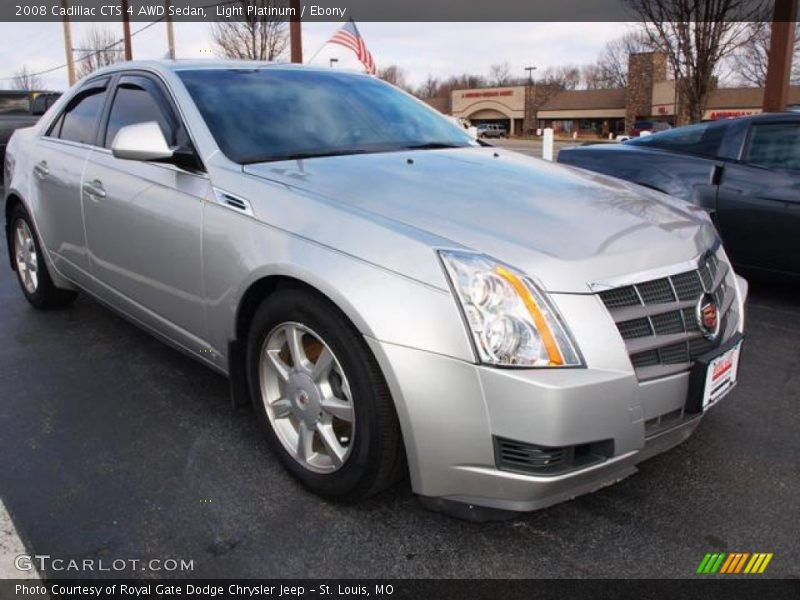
[111,121,174,162]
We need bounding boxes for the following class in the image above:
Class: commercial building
[450,52,800,138]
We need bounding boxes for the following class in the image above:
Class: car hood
[243,147,717,293]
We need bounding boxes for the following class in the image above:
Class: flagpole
[306,41,329,64]
[311,19,375,73]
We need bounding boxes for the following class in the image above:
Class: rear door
[716,119,800,276]
[81,72,211,348]
[32,77,110,285]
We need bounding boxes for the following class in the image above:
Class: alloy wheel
[259,322,355,473]
[14,219,38,294]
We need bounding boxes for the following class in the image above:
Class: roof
[540,88,627,111]
[0,90,59,97]
[706,86,800,108]
[87,59,368,78]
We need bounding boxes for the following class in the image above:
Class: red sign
[708,110,755,120]
[462,90,514,98]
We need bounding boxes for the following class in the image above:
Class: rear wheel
[246,288,405,500]
[9,204,77,309]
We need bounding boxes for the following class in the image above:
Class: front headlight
[439,250,582,367]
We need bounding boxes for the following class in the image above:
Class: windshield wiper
[245,149,369,164]
[401,142,465,150]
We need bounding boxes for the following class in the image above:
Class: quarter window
[104,82,176,148]
[745,123,800,171]
[54,87,108,144]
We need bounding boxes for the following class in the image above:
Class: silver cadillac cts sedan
[4,61,747,519]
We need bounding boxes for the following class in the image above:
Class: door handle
[33,161,49,179]
[83,179,106,199]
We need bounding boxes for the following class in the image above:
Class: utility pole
[60,0,76,86]
[121,0,133,61]
[763,0,797,112]
[165,0,176,59]
[290,0,302,63]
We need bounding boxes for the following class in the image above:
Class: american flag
[327,21,376,75]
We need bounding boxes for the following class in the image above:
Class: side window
[745,123,800,171]
[55,87,108,144]
[104,81,177,148]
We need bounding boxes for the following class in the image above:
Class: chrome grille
[598,254,737,381]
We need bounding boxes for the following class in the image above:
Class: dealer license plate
[702,340,743,411]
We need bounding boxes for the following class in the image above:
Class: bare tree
[627,0,768,123]
[540,64,582,90]
[417,74,440,98]
[211,0,289,61]
[377,64,411,91]
[12,65,43,91]
[590,30,654,88]
[447,73,488,91]
[730,21,800,86]
[581,63,605,90]
[76,26,123,78]
[489,62,513,86]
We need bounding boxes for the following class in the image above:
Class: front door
[82,74,210,349]
[716,120,800,276]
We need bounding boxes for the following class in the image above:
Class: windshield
[626,121,726,157]
[177,68,473,164]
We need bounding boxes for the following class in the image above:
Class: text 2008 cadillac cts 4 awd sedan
[4,61,747,518]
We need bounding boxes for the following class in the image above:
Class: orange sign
[462,90,514,98]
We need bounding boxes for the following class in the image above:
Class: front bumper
[365,273,747,513]
[369,338,704,512]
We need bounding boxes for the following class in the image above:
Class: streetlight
[525,66,537,135]
[329,58,339,68]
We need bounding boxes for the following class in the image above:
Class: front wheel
[9,204,77,309]
[246,288,406,501]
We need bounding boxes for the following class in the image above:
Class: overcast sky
[0,21,639,91]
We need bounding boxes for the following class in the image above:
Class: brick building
[449,51,800,138]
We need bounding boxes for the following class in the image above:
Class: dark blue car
[558,113,800,280]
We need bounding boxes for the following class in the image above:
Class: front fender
[201,204,475,366]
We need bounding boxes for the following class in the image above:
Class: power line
[0,19,163,82]
[0,0,239,83]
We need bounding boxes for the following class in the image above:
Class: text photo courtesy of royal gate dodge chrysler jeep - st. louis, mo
[0,0,799,596]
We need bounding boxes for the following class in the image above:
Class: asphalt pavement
[1,248,798,579]
[491,137,584,160]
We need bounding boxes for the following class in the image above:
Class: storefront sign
[461,90,514,98]
[705,110,760,120]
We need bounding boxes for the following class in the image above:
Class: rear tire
[9,204,77,309]
[246,287,406,501]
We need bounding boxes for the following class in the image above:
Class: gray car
[477,123,507,138]
[4,61,748,519]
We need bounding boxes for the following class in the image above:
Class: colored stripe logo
[696,552,773,574]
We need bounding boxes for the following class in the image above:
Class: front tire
[9,204,77,309]
[246,287,405,501]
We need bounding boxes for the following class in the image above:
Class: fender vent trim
[212,188,254,216]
